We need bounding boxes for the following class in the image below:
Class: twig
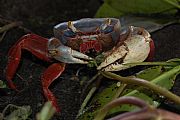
[78,87,97,117]
[0,16,32,33]
[81,72,100,99]
[0,22,23,43]
[77,75,103,118]
[0,22,22,33]
[0,31,6,43]
[16,73,25,81]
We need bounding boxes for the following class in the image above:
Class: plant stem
[101,65,180,104]
[77,75,103,118]
[123,61,179,66]
[0,31,6,43]
[151,65,180,84]
[95,83,127,119]
[80,73,100,100]
[126,65,180,96]
[78,86,97,117]
[163,0,180,9]
[112,83,127,99]
[94,97,149,120]
[0,22,22,33]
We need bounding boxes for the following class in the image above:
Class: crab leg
[6,34,51,90]
[6,34,64,112]
[41,63,66,112]
[6,33,92,112]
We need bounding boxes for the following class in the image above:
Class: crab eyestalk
[99,18,111,31]
[68,21,78,33]
[97,26,153,71]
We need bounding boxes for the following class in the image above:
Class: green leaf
[78,66,178,119]
[119,16,179,33]
[135,66,163,80]
[4,105,31,120]
[167,58,180,63]
[78,83,121,119]
[95,3,123,18]
[95,0,179,17]
[0,80,7,88]
[37,102,56,120]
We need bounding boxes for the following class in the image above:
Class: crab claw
[48,38,93,64]
[97,26,152,71]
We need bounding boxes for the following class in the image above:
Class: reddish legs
[6,33,65,112]
[6,34,65,112]
[6,33,91,112]
[41,63,66,112]
[6,34,51,90]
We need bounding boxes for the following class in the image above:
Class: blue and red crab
[5,18,154,112]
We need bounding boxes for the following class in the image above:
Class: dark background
[0,0,180,119]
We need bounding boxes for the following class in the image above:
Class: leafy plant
[95,0,180,17]
[95,96,180,120]
[95,0,180,33]
[0,104,31,120]
[0,80,7,88]
[36,102,56,120]
[78,59,180,119]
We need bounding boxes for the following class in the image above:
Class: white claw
[97,45,128,70]
[50,45,92,64]
[70,57,89,64]
[104,35,150,71]
[71,50,93,61]
[97,26,151,71]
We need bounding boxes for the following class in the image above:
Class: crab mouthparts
[80,40,102,54]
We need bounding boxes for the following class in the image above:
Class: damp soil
[0,0,180,120]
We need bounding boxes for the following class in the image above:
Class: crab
[5,18,154,112]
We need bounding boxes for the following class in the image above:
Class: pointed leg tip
[7,81,18,91]
[50,101,61,113]
[55,107,61,113]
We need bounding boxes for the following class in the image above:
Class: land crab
[5,18,154,112]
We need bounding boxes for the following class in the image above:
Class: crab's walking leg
[6,34,50,90]
[41,63,66,112]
